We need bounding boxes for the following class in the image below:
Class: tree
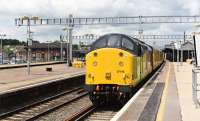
[2,39,26,46]
[72,44,79,50]
[3,46,14,56]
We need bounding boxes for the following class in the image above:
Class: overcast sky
[0,0,199,45]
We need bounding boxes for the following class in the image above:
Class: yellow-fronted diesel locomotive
[84,33,164,105]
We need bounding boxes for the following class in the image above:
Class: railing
[192,68,200,108]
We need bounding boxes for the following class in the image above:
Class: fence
[192,68,200,108]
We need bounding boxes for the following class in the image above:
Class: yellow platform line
[156,63,171,121]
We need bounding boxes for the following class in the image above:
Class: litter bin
[46,67,52,72]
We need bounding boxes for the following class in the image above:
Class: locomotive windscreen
[92,34,121,49]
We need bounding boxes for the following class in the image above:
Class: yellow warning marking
[156,63,171,121]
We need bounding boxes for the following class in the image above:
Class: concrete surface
[173,62,200,121]
[0,64,85,93]
[0,61,65,69]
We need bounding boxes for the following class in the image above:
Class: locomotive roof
[91,33,155,55]
[92,33,153,49]
[128,36,153,51]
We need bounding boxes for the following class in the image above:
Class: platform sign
[28,40,32,46]
[193,32,200,67]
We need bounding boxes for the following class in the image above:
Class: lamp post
[138,16,143,41]
[0,34,6,64]
[48,41,50,62]
[180,40,183,66]
[60,35,64,61]
[172,41,174,62]
[47,40,51,62]
[20,16,38,75]
[177,40,182,71]
[62,14,73,66]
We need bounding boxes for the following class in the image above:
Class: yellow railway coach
[84,33,164,105]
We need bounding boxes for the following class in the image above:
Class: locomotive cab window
[121,36,139,55]
[92,36,107,49]
[107,35,121,47]
[122,37,134,50]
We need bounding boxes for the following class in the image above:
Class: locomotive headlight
[93,61,97,66]
[119,52,123,57]
[93,52,98,57]
[88,73,92,78]
[119,61,124,67]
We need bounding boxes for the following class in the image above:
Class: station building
[164,41,195,62]
[14,41,87,63]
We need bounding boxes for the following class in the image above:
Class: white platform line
[111,86,144,121]
[0,72,85,95]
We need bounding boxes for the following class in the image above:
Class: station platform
[157,62,200,121]
[0,63,85,94]
[0,61,65,69]
[170,62,200,121]
[112,62,200,121]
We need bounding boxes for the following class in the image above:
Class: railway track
[37,95,92,121]
[84,109,118,121]
[0,87,88,121]
[66,105,120,121]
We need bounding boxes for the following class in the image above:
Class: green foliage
[1,39,25,56]
[3,46,14,56]
[2,39,26,46]
[73,44,79,50]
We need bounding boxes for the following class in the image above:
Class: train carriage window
[122,37,134,50]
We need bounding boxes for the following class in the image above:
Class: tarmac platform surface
[156,62,182,121]
[0,63,85,93]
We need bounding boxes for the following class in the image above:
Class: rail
[1,87,88,120]
[66,105,95,121]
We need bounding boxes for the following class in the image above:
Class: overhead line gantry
[15,15,200,66]
[15,15,200,26]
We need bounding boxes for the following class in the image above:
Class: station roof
[165,41,194,51]
[165,43,176,49]
[180,41,194,51]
